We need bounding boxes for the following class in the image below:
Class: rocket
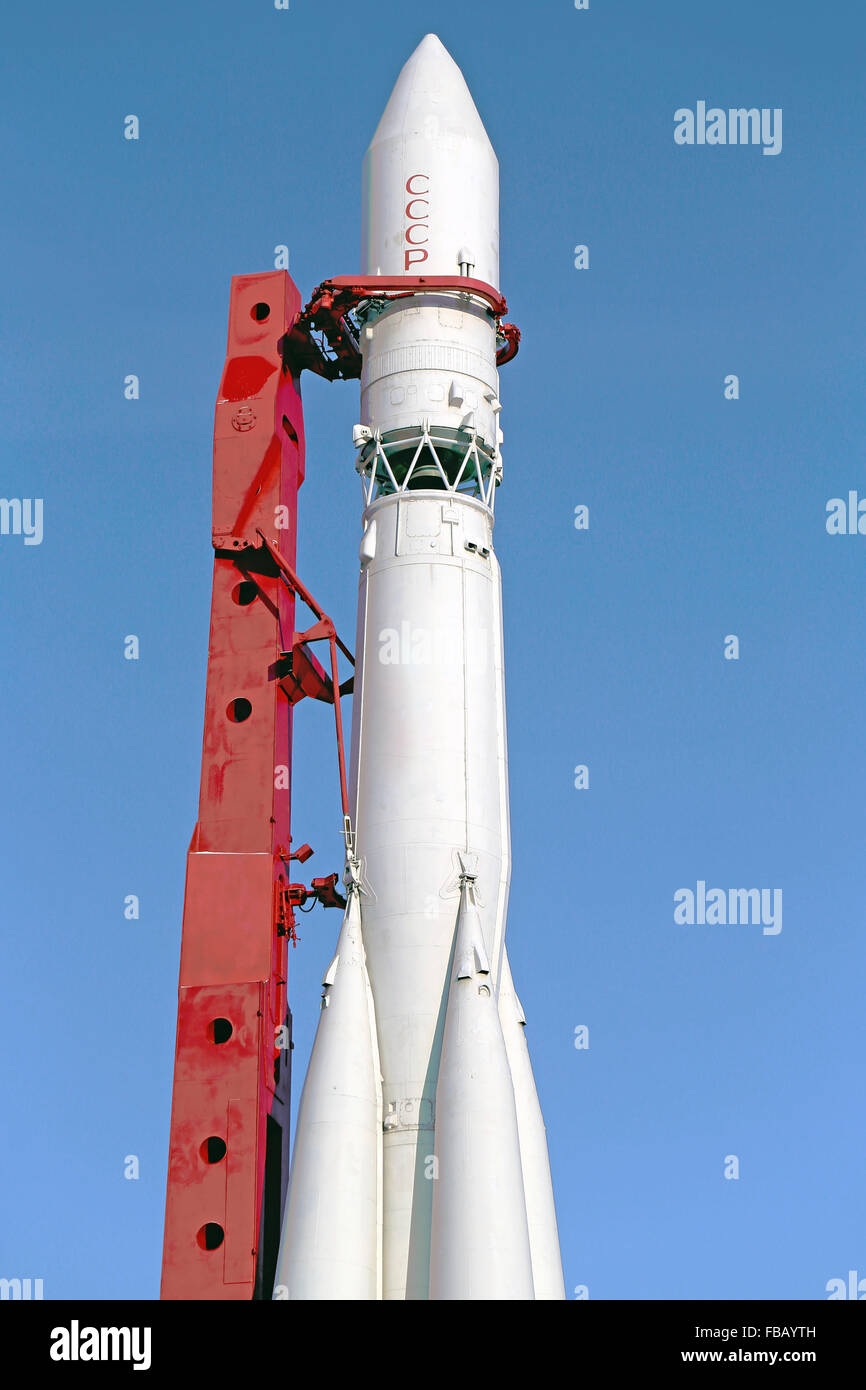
[274,33,565,1301]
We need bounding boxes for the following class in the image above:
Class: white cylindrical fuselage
[351,36,515,1298]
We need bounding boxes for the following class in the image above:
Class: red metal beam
[161,271,307,1300]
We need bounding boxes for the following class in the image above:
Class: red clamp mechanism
[276,843,347,945]
[284,274,521,381]
[286,875,347,912]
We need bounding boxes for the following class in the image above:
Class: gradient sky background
[1,0,863,1300]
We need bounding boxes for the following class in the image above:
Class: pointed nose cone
[368,34,493,150]
[362,34,499,287]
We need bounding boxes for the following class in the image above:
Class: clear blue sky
[1,0,863,1300]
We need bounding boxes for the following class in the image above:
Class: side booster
[275,33,565,1302]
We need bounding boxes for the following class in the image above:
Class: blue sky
[0,0,863,1300]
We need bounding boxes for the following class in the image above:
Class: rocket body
[276,33,564,1301]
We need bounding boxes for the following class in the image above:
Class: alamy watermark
[675,103,782,157]
[0,497,43,545]
[50,1321,151,1371]
[674,881,782,935]
[378,621,489,668]
[826,1269,866,1299]
[1,1276,43,1299]
[826,492,866,535]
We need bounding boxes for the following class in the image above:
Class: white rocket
[275,33,565,1301]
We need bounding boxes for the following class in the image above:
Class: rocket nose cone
[366,32,495,153]
[409,32,459,75]
[417,32,449,55]
[362,34,500,285]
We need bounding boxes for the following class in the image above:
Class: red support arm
[285,273,521,379]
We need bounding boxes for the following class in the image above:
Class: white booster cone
[429,869,535,1300]
[499,948,566,1300]
[273,887,382,1299]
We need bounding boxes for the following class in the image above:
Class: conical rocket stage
[275,33,565,1302]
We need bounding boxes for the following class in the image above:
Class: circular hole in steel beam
[226,697,252,723]
[232,581,258,606]
[207,1018,233,1045]
[196,1223,225,1251]
[200,1137,227,1165]
[251,302,270,321]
